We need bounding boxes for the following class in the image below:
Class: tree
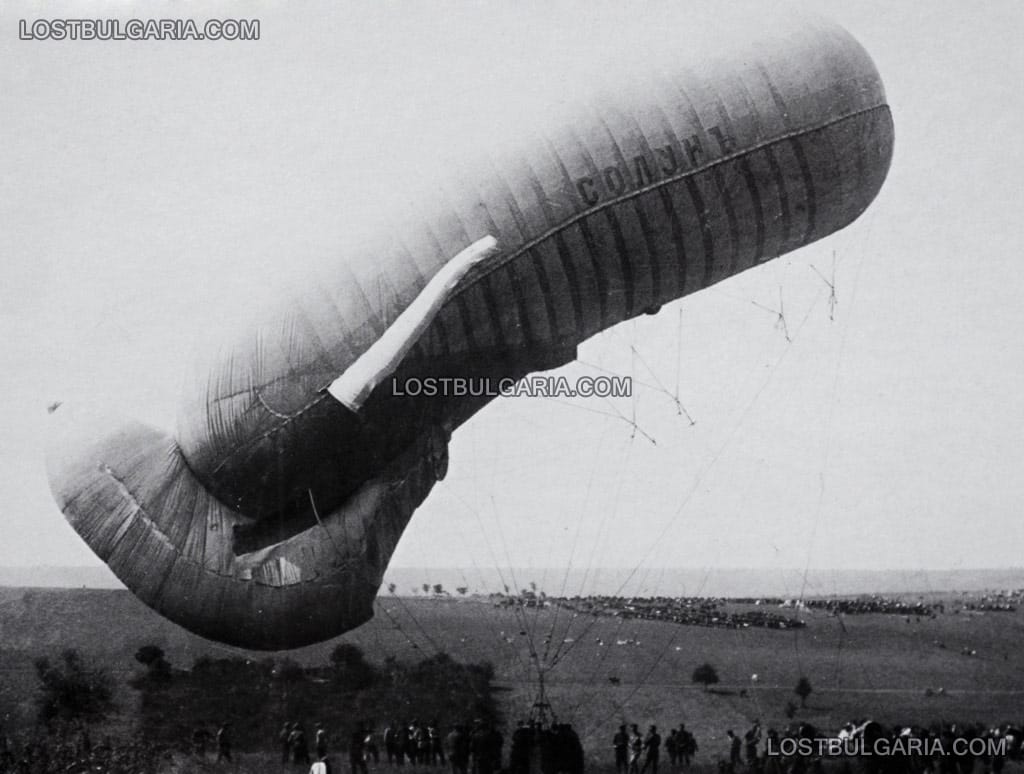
[134,645,164,667]
[387,582,397,594]
[422,583,431,595]
[794,676,813,707]
[432,583,444,596]
[691,663,719,692]
[456,586,469,596]
[329,643,376,689]
[34,649,114,725]
[132,644,172,687]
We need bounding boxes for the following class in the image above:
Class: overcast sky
[2,1,1022,589]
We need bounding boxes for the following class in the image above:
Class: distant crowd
[548,596,805,631]
[491,591,1024,626]
[802,597,940,617]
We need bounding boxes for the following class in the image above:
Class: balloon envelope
[47,9,894,649]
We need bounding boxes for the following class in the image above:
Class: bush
[134,645,165,667]
[329,644,377,690]
[34,649,114,725]
[692,663,720,691]
[135,647,499,753]
[131,645,172,688]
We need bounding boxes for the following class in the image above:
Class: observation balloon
[47,11,894,649]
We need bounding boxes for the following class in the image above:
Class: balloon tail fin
[326,235,501,411]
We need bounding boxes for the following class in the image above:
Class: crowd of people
[550,597,805,631]
[600,717,1024,774]
[262,718,506,774]
[612,722,699,774]
[711,718,1021,774]
[509,720,584,774]
[488,591,1024,634]
[801,597,940,617]
[961,602,1017,613]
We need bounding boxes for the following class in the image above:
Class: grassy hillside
[3,587,1024,767]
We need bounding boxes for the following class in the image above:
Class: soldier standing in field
[396,722,410,766]
[316,724,330,759]
[614,725,630,774]
[727,730,741,772]
[641,726,661,774]
[216,722,232,763]
[679,725,697,768]
[293,723,312,766]
[350,724,369,774]
[447,725,470,774]
[365,726,380,764]
[629,725,644,774]
[745,721,762,772]
[665,729,679,768]
[385,723,397,765]
[509,720,531,774]
[282,723,295,764]
[430,720,445,765]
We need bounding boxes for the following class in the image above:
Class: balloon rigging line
[376,597,428,653]
[538,396,657,445]
[810,251,838,321]
[427,476,535,682]
[616,285,827,621]
[749,286,791,342]
[630,322,638,436]
[385,588,445,656]
[547,438,642,671]
[485,495,544,669]
[794,226,875,675]
[542,426,620,668]
[453,436,538,683]
[545,434,634,670]
[675,307,684,407]
[628,343,696,424]
[797,250,864,608]
[574,357,693,420]
[605,324,696,425]
[438,483,538,684]
[579,567,713,743]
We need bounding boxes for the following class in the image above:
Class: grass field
[3,587,1024,768]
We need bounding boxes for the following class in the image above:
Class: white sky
[2,1,1023,582]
